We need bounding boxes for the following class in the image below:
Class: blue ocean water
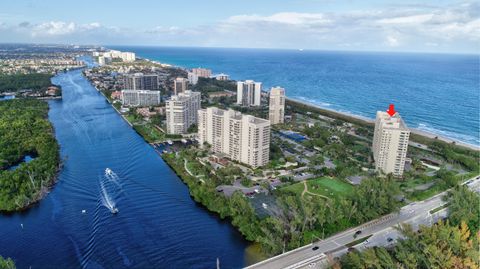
[112,46,480,146]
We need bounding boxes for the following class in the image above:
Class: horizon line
[0,42,478,56]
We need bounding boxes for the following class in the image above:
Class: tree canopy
[0,99,60,211]
[339,186,480,269]
[0,73,52,93]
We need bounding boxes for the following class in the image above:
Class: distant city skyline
[0,0,478,54]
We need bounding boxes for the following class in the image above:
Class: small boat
[162,150,168,154]
[181,139,188,144]
[105,168,113,175]
[167,140,173,145]
[262,203,268,209]
[82,209,87,214]
[111,207,119,214]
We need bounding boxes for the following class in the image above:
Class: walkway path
[184,158,205,183]
[301,180,330,200]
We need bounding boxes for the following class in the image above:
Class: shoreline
[285,97,480,151]
[133,52,478,151]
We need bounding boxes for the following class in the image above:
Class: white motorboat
[105,168,113,175]
[111,207,119,214]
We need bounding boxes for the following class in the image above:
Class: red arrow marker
[386,104,396,117]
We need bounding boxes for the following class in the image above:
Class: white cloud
[386,35,400,47]
[228,12,332,26]
[0,2,478,53]
[377,14,434,24]
[31,21,76,37]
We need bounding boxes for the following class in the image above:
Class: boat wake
[100,177,119,214]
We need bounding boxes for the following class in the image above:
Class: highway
[245,176,480,269]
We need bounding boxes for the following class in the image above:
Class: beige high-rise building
[166,90,201,134]
[174,77,189,95]
[198,107,270,168]
[192,68,212,78]
[215,73,230,81]
[372,111,410,177]
[269,87,285,124]
[237,80,262,106]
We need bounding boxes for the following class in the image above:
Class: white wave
[100,179,116,211]
[416,123,479,146]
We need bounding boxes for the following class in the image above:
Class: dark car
[312,246,319,251]
[387,237,394,242]
[353,230,362,238]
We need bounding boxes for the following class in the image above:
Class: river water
[0,67,249,268]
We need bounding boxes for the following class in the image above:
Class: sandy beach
[285,97,480,151]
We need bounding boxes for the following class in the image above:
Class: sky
[0,0,478,53]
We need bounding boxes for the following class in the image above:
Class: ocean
[111,46,480,146]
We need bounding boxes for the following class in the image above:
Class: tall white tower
[237,80,262,106]
[269,87,285,124]
[372,110,410,177]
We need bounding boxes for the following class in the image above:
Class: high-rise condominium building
[187,72,199,85]
[198,107,270,168]
[98,56,106,66]
[174,77,189,95]
[192,68,212,78]
[372,111,410,177]
[120,52,136,62]
[166,90,201,134]
[214,73,230,81]
[237,80,262,106]
[142,74,159,90]
[124,73,159,90]
[269,87,285,124]
[101,50,135,62]
[121,90,161,107]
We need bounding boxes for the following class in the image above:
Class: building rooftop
[169,90,200,101]
[202,107,268,125]
[121,89,160,94]
[376,111,409,130]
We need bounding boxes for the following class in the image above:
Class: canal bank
[0,66,250,269]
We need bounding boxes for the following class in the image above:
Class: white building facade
[198,107,270,168]
[268,87,285,124]
[166,90,201,134]
[97,50,135,62]
[237,80,262,107]
[372,111,410,177]
[214,73,230,81]
[121,90,161,107]
[187,72,199,85]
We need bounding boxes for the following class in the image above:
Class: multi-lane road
[246,176,480,269]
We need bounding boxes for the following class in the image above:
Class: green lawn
[307,177,354,199]
[281,181,305,194]
[133,123,165,143]
[281,177,354,199]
